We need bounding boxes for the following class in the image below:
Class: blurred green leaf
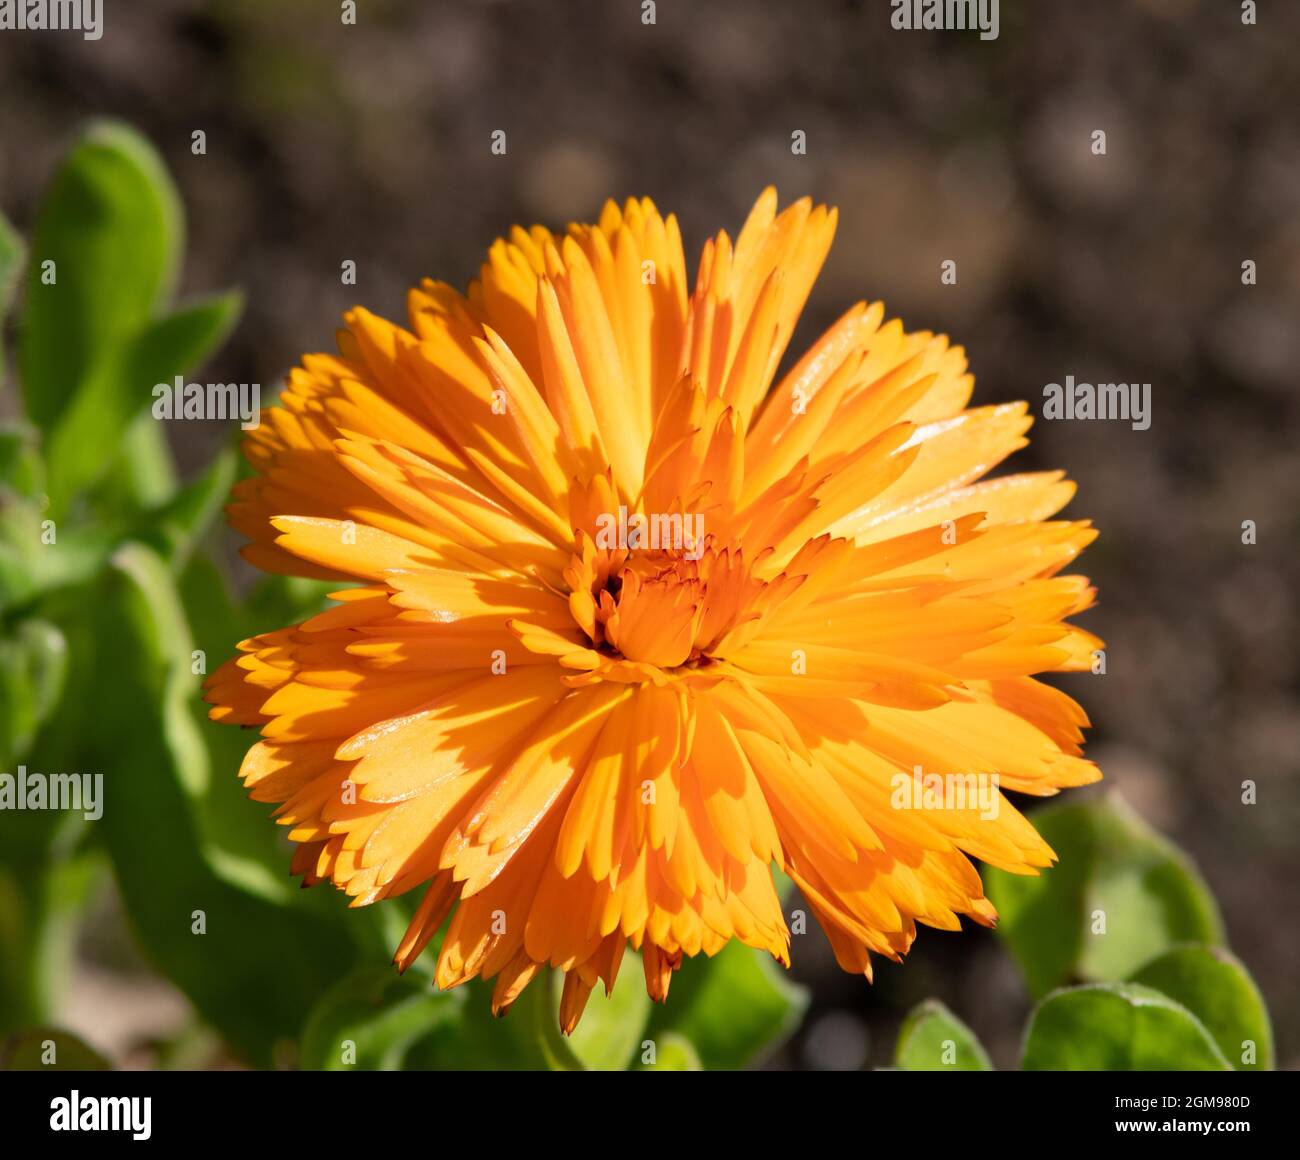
[299,968,463,1071]
[565,953,652,1070]
[45,291,243,510]
[0,496,121,614]
[0,853,100,1034]
[0,211,21,300]
[245,573,338,631]
[1022,982,1231,1071]
[19,121,181,435]
[399,974,584,1071]
[0,870,24,1026]
[1130,945,1273,1071]
[895,998,992,1071]
[0,422,45,499]
[99,415,178,513]
[143,444,237,569]
[0,1027,110,1071]
[9,854,100,1033]
[985,792,1223,997]
[525,974,587,1071]
[0,210,24,384]
[178,553,332,905]
[83,541,358,1065]
[0,618,68,768]
[646,942,806,1069]
[176,545,366,911]
[0,493,44,611]
[639,1031,702,1070]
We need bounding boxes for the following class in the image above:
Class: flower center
[564,533,760,671]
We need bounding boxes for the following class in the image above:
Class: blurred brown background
[1,0,1297,1069]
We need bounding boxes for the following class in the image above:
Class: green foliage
[566,954,654,1070]
[0,122,352,1064]
[0,854,99,1032]
[291,945,805,1072]
[19,122,182,436]
[45,291,242,509]
[146,445,238,569]
[82,543,360,1065]
[644,942,807,1070]
[639,1031,702,1070]
[394,974,606,1072]
[985,793,1222,997]
[0,619,67,769]
[1129,945,1273,1071]
[1022,983,1231,1071]
[0,422,45,499]
[12,120,240,520]
[300,969,463,1071]
[895,999,992,1071]
[890,797,1273,1073]
[0,210,22,383]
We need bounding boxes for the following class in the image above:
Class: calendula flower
[206,188,1101,1032]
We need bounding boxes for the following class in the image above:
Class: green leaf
[0,619,68,768]
[526,974,587,1071]
[81,542,358,1065]
[639,1031,702,1071]
[141,443,237,568]
[45,290,243,510]
[245,573,338,630]
[299,969,463,1071]
[400,974,584,1071]
[0,847,100,1029]
[177,553,332,905]
[647,942,806,1070]
[0,496,120,614]
[565,952,653,1070]
[0,1027,110,1071]
[0,854,100,1034]
[0,492,42,611]
[1130,945,1273,1071]
[895,999,993,1071]
[0,593,105,880]
[985,792,1223,997]
[99,415,178,512]
[1023,982,1232,1071]
[20,121,182,435]
[0,210,24,385]
[0,422,45,499]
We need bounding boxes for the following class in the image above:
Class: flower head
[206,189,1101,1031]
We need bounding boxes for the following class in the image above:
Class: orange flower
[205,189,1101,1031]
